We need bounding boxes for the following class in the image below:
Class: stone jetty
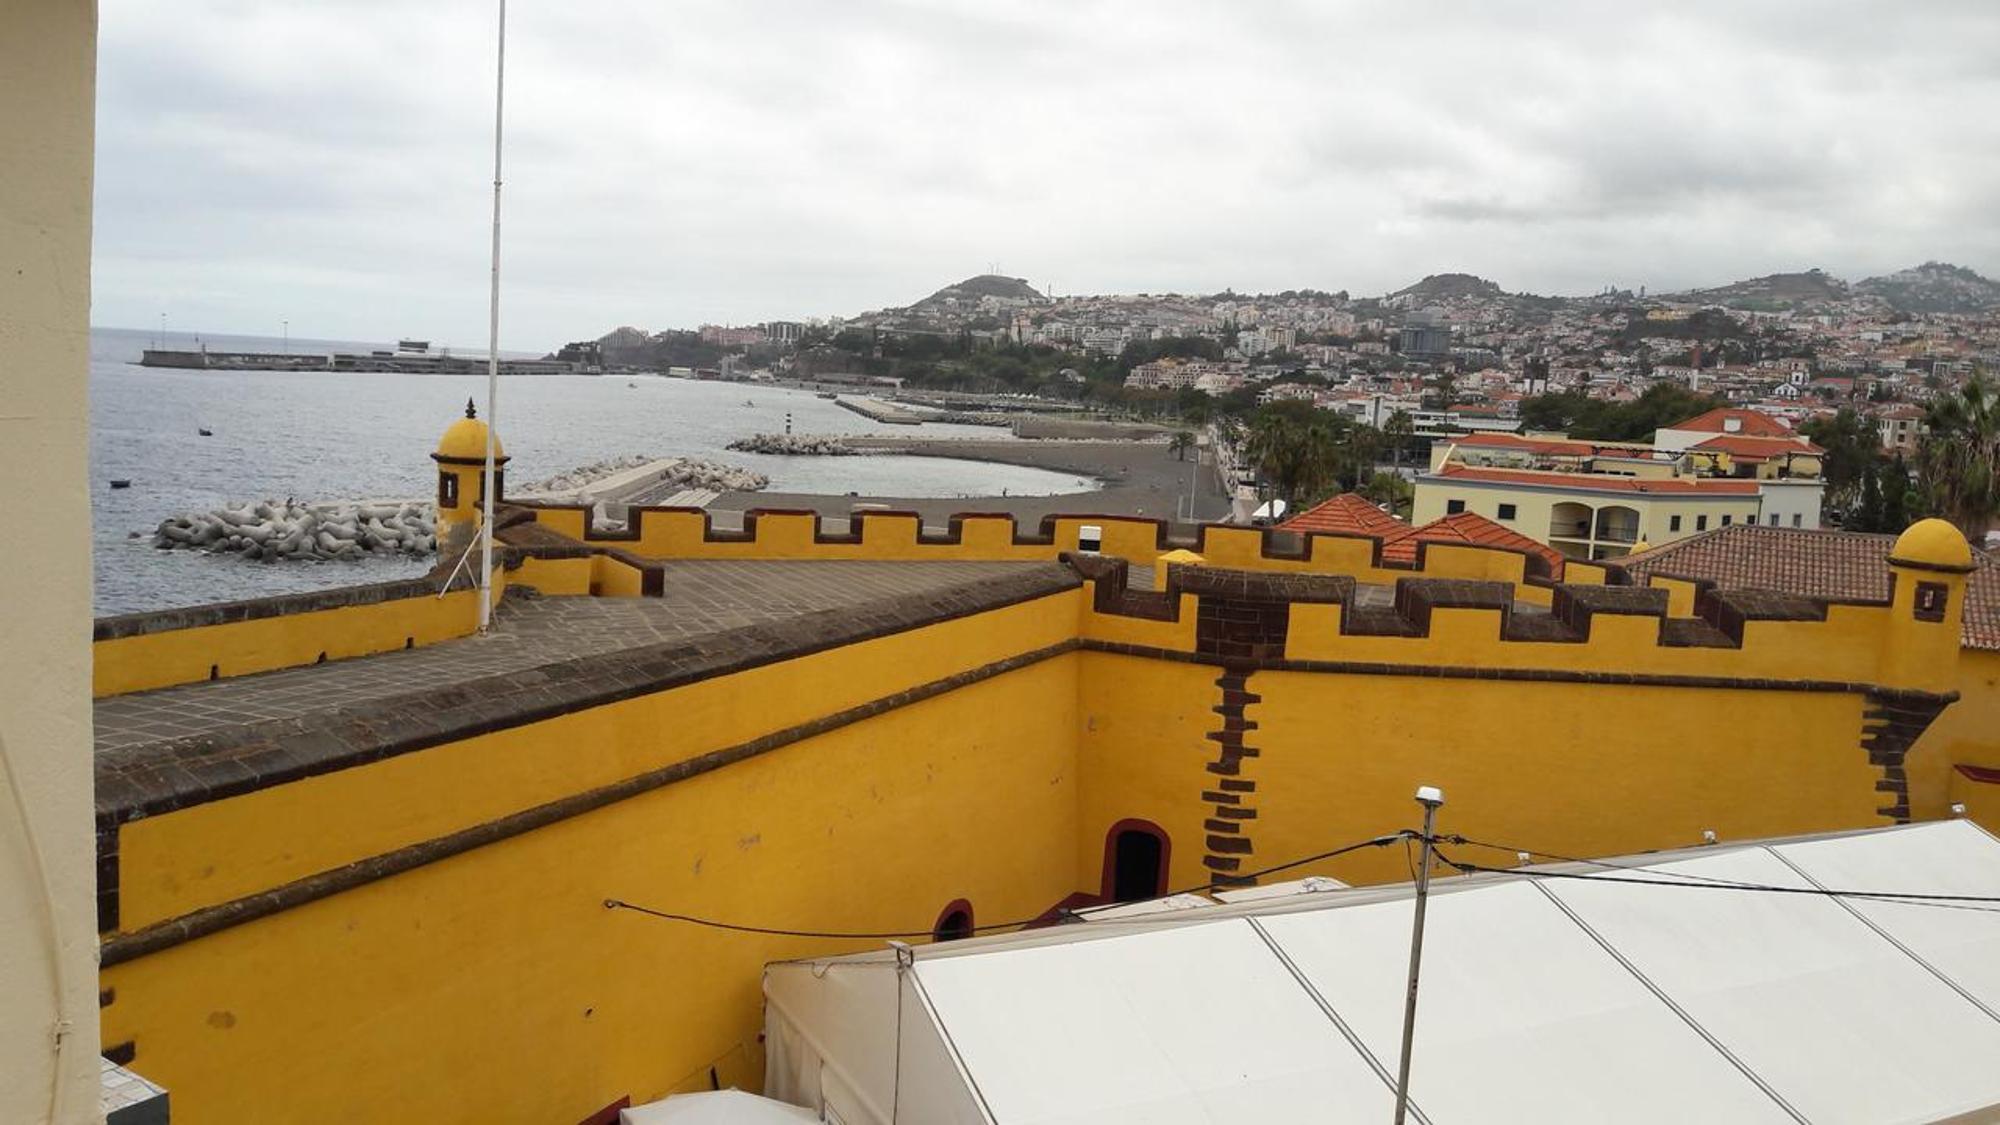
[835,397,924,425]
[520,456,768,503]
[154,500,436,560]
[726,434,860,456]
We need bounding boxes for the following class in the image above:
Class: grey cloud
[91,0,2000,345]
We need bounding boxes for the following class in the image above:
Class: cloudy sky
[94,0,2000,349]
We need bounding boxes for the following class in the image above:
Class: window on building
[1792,513,1803,527]
[1446,499,1466,515]
[1769,514,1779,526]
[1722,515,1733,526]
[1696,515,1708,531]
[1497,503,1516,521]
[1669,515,1682,533]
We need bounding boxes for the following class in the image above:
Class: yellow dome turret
[434,398,507,465]
[1890,518,1973,573]
[432,399,508,556]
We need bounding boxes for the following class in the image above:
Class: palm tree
[1382,409,1416,470]
[1244,401,1344,516]
[1915,375,2000,542]
[1169,431,1195,462]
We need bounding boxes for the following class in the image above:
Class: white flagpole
[478,0,507,634]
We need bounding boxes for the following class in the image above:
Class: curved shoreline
[716,438,1231,528]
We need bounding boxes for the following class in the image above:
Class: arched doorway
[932,899,974,943]
[1101,820,1171,903]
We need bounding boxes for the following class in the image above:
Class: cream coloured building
[1412,465,1767,560]
[1415,418,1827,560]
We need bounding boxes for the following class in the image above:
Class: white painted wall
[1757,480,1825,531]
[0,3,101,1122]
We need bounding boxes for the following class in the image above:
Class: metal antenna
[478,0,507,634]
[1392,784,1444,1124]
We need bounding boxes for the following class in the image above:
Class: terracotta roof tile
[1689,434,1825,459]
[1380,511,1566,577]
[1280,493,1405,537]
[1611,524,1999,651]
[1666,408,1796,437]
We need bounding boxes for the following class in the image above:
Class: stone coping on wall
[91,565,482,641]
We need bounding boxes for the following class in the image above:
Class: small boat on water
[109,479,132,489]
[744,399,756,407]
[627,382,637,388]
[816,392,837,400]
[198,427,213,436]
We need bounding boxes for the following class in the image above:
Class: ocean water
[88,328,1092,614]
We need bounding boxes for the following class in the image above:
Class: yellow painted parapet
[92,562,504,697]
[1066,550,1965,700]
[513,503,1571,604]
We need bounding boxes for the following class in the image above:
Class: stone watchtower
[431,398,508,561]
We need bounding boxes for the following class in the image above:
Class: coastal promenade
[714,438,1232,532]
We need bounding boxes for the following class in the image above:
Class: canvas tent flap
[1255,880,1792,1124]
[1543,839,2000,1125]
[909,919,1397,1124]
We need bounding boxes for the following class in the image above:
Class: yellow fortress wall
[91,514,1988,1123]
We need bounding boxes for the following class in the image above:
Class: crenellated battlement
[512,502,1567,601]
[1067,552,1965,699]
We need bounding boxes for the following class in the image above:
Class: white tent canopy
[763,820,2000,1124]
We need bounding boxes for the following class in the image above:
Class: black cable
[605,831,1413,940]
[1444,836,2000,913]
[1438,852,2000,907]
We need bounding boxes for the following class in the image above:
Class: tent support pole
[1391,785,1444,1125]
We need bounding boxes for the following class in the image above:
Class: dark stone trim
[95,570,1081,831]
[93,568,483,641]
[1201,670,1263,885]
[1076,638,1962,703]
[99,640,1079,964]
[430,453,512,468]
[1860,689,1955,823]
[1888,554,1976,576]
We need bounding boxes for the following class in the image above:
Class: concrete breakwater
[520,456,768,503]
[834,397,924,425]
[725,434,860,456]
[154,500,436,560]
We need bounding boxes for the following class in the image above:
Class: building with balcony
[1413,411,1828,560]
[1413,465,1766,561]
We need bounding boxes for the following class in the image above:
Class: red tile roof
[1665,408,1795,438]
[1689,434,1825,459]
[1612,524,1999,651]
[1381,511,1566,576]
[1453,432,1603,458]
[1280,493,1405,537]
[1430,465,1763,495]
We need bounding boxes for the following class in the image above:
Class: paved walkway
[95,560,1069,755]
